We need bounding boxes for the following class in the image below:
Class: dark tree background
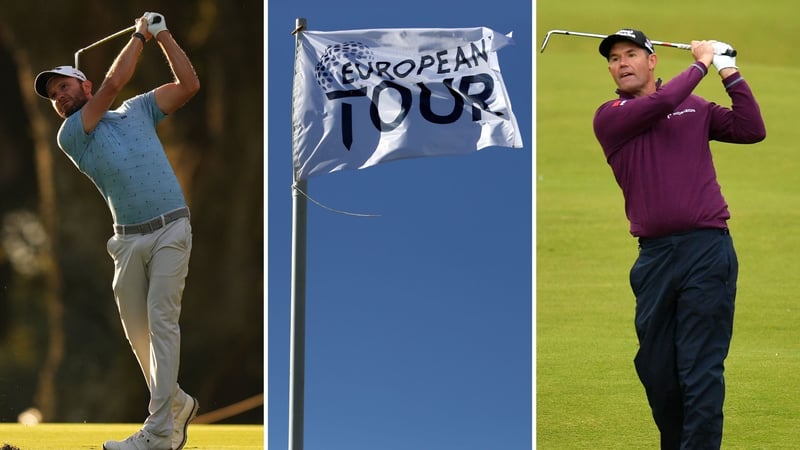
[0,0,263,424]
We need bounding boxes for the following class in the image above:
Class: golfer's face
[46,76,88,118]
[607,42,655,97]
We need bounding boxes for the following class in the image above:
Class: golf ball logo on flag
[314,41,375,91]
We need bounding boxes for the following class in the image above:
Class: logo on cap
[617,29,636,38]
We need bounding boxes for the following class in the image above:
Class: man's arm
[709,73,766,143]
[80,16,150,133]
[708,41,766,143]
[594,41,717,158]
[593,63,707,158]
[148,14,200,115]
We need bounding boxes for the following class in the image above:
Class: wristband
[132,32,146,45]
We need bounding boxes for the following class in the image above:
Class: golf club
[540,29,737,56]
[73,16,164,69]
[74,25,135,69]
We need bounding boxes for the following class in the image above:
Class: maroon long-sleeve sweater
[593,62,766,238]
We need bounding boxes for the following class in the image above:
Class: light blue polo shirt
[57,90,186,225]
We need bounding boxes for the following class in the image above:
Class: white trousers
[106,217,192,436]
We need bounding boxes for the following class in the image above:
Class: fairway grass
[0,423,263,449]
[537,0,800,448]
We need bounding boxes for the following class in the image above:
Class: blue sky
[266,2,533,449]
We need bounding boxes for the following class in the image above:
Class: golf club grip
[657,42,737,57]
[656,43,737,57]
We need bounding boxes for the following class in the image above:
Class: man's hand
[145,12,168,38]
[690,40,715,69]
[712,41,738,77]
[135,15,153,41]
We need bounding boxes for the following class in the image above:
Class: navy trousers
[630,228,737,450]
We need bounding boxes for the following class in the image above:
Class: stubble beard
[59,91,88,119]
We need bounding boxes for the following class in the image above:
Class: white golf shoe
[102,429,171,450]
[172,393,199,450]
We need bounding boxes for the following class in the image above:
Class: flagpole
[289,17,308,450]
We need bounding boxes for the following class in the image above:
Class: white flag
[292,27,523,180]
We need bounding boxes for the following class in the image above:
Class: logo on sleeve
[612,100,627,107]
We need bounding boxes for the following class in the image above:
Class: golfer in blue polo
[35,12,200,450]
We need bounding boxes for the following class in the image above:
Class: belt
[114,207,190,236]
[638,227,729,245]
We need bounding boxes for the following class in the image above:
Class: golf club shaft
[74,25,136,69]
[540,29,736,56]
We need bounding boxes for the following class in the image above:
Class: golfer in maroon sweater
[593,29,766,449]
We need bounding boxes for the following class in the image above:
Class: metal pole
[289,17,308,450]
[289,179,307,450]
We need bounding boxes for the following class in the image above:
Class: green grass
[0,423,263,449]
[537,1,800,448]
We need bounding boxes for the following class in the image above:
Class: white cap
[34,66,87,99]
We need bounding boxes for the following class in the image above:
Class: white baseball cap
[34,66,87,99]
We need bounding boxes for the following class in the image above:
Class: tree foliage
[0,0,263,423]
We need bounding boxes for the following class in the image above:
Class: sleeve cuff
[722,71,744,89]
[691,62,708,76]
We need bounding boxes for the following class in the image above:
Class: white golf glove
[712,41,737,72]
[145,12,168,37]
